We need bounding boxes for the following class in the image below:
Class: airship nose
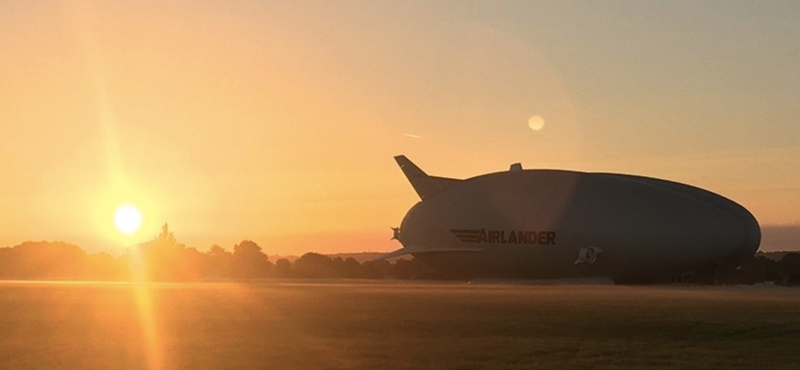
[741,213,761,257]
[725,209,761,267]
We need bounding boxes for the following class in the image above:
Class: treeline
[708,253,800,285]
[0,225,440,281]
[1,225,800,284]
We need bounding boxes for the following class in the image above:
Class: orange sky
[1,1,798,255]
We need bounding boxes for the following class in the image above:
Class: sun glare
[114,204,142,235]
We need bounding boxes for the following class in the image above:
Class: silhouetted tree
[84,252,127,280]
[130,223,203,281]
[0,247,11,277]
[339,257,361,278]
[734,255,779,284]
[294,253,335,278]
[776,253,800,285]
[232,240,272,278]
[0,241,85,279]
[274,258,292,278]
[205,244,233,278]
[360,259,390,279]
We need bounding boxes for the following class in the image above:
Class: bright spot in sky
[114,204,142,235]
[528,115,545,131]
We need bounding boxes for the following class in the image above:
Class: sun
[114,204,142,235]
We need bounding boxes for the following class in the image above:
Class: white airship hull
[381,156,760,283]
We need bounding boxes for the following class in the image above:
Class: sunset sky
[2,1,798,255]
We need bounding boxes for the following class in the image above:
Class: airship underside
[379,156,761,283]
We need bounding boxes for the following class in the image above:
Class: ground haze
[1,281,798,369]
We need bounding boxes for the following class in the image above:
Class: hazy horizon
[2,223,799,258]
[2,1,799,256]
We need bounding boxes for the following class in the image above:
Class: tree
[274,258,292,278]
[293,253,334,278]
[205,244,233,278]
[776,253,800,285]
[0,241,86,279]
[339,257,361,278]
[232,240,272,278]
[84,252,127,280]
[360,259,390,279]
[734,255,779,284]
[129,223,203,281]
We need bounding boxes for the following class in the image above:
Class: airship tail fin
[395,155,461,200]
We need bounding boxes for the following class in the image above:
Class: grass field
[1,280,799,370]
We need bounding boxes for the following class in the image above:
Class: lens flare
[528,115,545,131]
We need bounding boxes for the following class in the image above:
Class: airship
[378,155,761,283]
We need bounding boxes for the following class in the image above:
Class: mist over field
[2,281,799,370]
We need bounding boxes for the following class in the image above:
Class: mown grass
[1,281,799,369]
